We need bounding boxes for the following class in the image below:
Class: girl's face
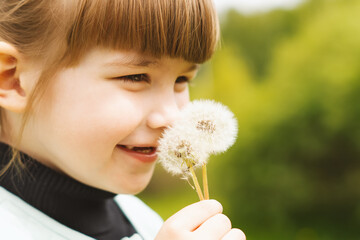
[20,48,198,194]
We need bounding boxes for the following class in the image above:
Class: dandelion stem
[185,159,204,201]
[202,164,209,200]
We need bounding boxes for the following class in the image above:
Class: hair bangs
[65,0,219,65]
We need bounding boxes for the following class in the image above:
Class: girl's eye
[116,74,149,83]
[176,76,189,84]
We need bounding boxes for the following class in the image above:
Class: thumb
[164,200,223,232]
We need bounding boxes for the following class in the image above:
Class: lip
[116,145,158,163]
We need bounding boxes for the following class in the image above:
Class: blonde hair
[0,0,220,174]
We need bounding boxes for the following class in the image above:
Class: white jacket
[0,187,163,240]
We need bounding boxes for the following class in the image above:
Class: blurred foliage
[140,0,360,239]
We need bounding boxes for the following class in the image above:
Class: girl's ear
[0,41,27,113]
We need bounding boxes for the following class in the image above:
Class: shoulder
[0,187,93,240]
[115,194,163,240]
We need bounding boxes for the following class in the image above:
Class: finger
[165,200,223,231]
[222,228,246,240]
[194,213,231,239]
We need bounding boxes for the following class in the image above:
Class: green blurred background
[139,0,360,239]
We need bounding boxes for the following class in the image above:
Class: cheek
[177,88,190,109]
[36,81,144,160]
[58,96,142,148]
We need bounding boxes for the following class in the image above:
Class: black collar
[0,143,136,240]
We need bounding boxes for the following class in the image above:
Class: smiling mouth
[118,145,156,154]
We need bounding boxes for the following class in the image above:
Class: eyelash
[116,74,190,84]
[175,76,190,84]
[116,74,150,83]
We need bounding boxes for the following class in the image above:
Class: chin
[113,182,149,195]
[109,173,153,195]
[126,185,148,195]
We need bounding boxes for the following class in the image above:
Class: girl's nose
[146,95,180,129]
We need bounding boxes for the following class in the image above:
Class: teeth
[124,145,135,150]
[135,148,153,153]
[121,145,154,153]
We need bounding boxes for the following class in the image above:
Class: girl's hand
[155,200,246,240]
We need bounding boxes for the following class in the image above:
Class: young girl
[0,0,246,239]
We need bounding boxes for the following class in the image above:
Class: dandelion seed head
[179,99,238,154]
[157,99,238,177]
[157,129,208,177]
[174,140,192,159]
[196,120,216,134]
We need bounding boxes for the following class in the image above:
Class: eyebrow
[185,64,200,72]
[104,56,199,72]
[104,56,160,68]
